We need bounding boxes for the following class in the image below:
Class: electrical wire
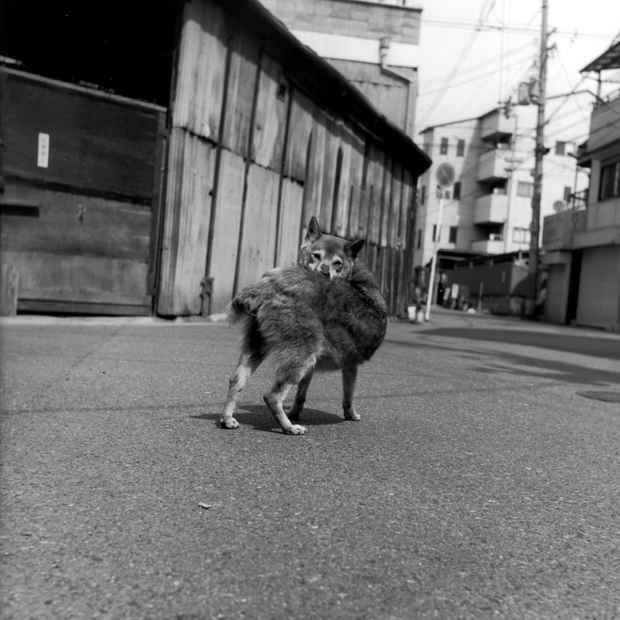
[421,43,536,86]
[420,17,613,40]
[417,0,498,126]
[543,75,588,126]
[417,53,533,99]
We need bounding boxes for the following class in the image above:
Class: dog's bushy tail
[228,288,263,324]
[228,289,266,357]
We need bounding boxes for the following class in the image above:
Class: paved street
[1,310,619,619]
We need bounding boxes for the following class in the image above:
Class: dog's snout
[320,264,330,275]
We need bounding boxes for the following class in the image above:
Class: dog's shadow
[194,403,344,433]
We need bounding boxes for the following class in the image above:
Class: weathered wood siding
[157,0,423,317]
[0,69,165,315]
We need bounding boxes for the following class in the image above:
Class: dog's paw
[284,424,307,435]
[343,408,361,421]
[220,417,240,429]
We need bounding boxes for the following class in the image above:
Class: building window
[516,181,533,198]
[563,186,572,203]
[440,137,448,155]
[512,227,531,244]
[456,139,465,157]
[419,185,426,205]
[453,181,461,200]
[449,226,458,244]
[432,224,437,242]
[599,159,620,201]
[416,229,422,249]
[555,141,566,156]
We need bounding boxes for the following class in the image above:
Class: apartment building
[414,105,588,274]
[542,38,620,331]
[259,0,421,138]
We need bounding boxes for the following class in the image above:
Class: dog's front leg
[263,380,307,435]
[288,368,314,422]
[264,361,314,434]
[342,365,360,421]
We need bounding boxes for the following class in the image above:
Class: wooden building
[0,0,430,317]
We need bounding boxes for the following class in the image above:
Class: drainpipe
[379,37,414,136]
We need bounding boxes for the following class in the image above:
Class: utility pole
[527,0,549,315]
[424,188,445,321]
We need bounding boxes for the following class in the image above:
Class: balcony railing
[474,193,508,224]
[477,148,509,182]
[471,239,505,254]
[542,210,587,250]
[480,111,514,142]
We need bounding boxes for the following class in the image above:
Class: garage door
[0,68,166,315]
[577,245,620,329]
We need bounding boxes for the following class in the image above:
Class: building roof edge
[219,0,431,174]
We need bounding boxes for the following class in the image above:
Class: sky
[416,0,620,145]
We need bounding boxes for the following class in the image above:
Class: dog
[220,217,387,435]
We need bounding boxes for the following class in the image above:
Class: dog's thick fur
[221,219,387,435]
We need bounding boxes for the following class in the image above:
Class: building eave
[220,0,431,174]
[581,40,620,73]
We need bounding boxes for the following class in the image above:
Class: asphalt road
[1,311,619,619]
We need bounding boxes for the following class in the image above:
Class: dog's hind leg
[342,365,361,421]
[288,367,314,422]
[221,352,262,429]
[264,357,315,435]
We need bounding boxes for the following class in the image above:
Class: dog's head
[299,216,365,279]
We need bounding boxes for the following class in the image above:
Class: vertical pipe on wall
[232,45,264,297]
[273,84,294,267]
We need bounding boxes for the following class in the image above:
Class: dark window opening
[456,139,465,157]
[599,159,620,201]
[453,181,461,200]
[449,226,457,244]
[517,181,533,198]
[0,1,178,106]
[439,137,448,155]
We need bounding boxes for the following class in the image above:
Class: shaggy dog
[221,218,387,434]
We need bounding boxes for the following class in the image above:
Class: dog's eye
[312,252,322,261]
[333,260,343,272]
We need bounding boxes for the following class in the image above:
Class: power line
[543,76,589,126]
[421,42,535,86]
[557,55,590,125]
[417,54,533,99]
[417,0,498,126]
[421,17,613,40]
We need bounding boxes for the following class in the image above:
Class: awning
[581,38,620,73]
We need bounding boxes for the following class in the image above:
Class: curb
[0,314,230,327]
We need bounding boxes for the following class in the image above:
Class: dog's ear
[345,238,365,259]
[306,216,321,242]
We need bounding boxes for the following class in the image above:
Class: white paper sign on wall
[37,132,50,168]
